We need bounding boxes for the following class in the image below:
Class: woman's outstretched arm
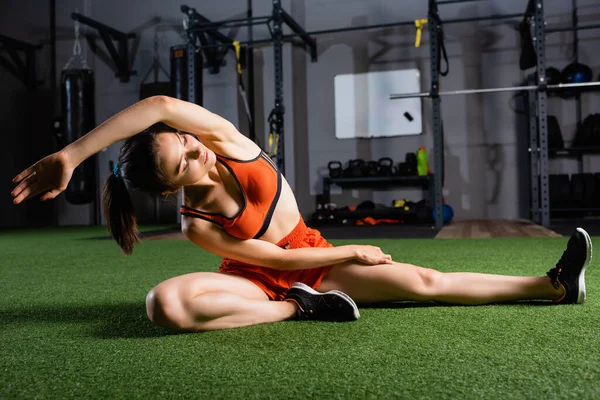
[11,96,245,204]
[63,95,236,167]
[184,221,393,270]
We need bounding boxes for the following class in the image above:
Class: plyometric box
[334,69,422,139]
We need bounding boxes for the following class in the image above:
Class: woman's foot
[284,282,360,322]
[547,228,592,304]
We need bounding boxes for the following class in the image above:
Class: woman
[11,96,592,332]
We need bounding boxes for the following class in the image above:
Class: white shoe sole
[576,227,592,304]
[290,282,360,319]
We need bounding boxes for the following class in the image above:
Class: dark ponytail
[103,173,140,255]
[102,123,179,255]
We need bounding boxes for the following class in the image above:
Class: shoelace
[547,246,573,290]
[547,266,562,290]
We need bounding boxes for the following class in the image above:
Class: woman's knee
[145,284,191,330]
[414,267,444,300]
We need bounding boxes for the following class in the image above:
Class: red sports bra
[180,151,282,240]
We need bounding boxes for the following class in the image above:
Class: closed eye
[183,137,189,169]
[179,134,188,172]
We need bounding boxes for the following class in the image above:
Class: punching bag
[61,69,97,205]
[170,45,203,105]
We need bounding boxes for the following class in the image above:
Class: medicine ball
[561,62,592,84]
[432,204,454,224]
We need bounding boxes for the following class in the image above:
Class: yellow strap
[273,134,279,156]
[233,41,242,74]
[414,19,428,48]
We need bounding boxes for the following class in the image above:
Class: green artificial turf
[1,227,599,399]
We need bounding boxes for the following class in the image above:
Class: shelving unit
[528,0,600,224]
[314,175,436,225]
[321,175,435,205]
[549,147,600,157]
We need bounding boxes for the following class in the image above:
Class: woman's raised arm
[11,96,240,204]
[63,95,239,167]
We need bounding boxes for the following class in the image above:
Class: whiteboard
[334,69,422,139]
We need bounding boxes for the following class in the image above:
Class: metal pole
[50,0,56,106]
[247,0,256,142]
[389,81,600,99]
[528,88,540,224]
[534,0,549,227]
[185,13,523,52]
[546,22,600,33]
[572,0,579,62]
[438,0,483,4]
[187,16,270,31]
[187,18,271,32]
[50,0,59,226]
[429,0,444,229]
[272,0,285,175]
[177,42,197,224]
[572,0,583,175]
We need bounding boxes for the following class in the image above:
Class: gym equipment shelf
[553,208,600,212]
[530,0,600,225]
[321,175,435,205]
[547,85,600,96]
[550,147,600,157]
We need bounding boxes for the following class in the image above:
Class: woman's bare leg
[318,261,563,305]
[146,272,296,332]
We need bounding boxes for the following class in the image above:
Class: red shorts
[219,218,332,301]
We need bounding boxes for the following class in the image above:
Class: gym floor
[2,224,599,398]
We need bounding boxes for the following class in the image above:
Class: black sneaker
[547,227,592,304]
[284,282,360,322]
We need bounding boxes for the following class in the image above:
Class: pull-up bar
[437,0,483,4]
[389,81,600,99]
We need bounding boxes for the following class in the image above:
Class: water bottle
[417,146,428,176]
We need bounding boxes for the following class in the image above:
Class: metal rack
[391,0,600,228]
[182,1,317,176]
[530,0,550,227]
[531,0,600,223]
[180,1,600,229]
[182,2,512,189]
[392,0,531,229]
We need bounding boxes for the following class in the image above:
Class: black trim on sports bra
[179,156,248,223]
[252,157,282,239]
[178,207,225,228]
[180,151,281,239]
[215,150,262,163]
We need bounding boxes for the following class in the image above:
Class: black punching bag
[61,69,97,205]
[170,45,203,105]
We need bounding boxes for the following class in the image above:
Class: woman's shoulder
[203,126,262,161]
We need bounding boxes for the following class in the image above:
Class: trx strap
[267,109,280,157]
[429,12,449,76]
[233,41,252,124]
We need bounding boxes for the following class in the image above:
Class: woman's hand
[11,150,76,204]
[353,245,393,265]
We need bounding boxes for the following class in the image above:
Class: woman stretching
[11,96,592,332]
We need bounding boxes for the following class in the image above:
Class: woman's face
[155,132,216,187]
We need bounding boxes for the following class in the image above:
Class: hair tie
[113,162,122,179]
